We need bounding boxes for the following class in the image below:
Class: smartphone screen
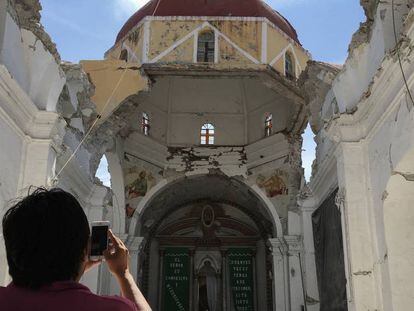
[90,225,108,256]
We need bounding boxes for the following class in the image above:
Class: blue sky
[39,0,365,182]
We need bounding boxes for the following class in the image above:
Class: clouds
[113,0,149,20]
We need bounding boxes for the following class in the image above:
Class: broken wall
[301,1,414,310]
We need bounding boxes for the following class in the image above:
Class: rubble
[7,0,61,63]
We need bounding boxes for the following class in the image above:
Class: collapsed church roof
[115,0,300,44]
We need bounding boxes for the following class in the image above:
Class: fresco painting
[124,167,156,218]
[256,169,289,198]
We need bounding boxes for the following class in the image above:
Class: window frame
[120,49,128,62]
[142,112,150,136]
[197,31,215,63]
[200,123,215,145]
[285,52,295,80]
[265,114,273,137]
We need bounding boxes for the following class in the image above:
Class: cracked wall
[300,1,414,310]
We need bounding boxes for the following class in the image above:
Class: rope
[53,0,165,182]
[53,66,129,182]
[392,0,414,107]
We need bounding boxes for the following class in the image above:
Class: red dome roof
[115,0,300,44]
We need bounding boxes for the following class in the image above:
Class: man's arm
[104,230,152,311]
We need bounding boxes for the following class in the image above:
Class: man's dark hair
[2,188,90,289]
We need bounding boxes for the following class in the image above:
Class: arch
[103,152,126,234]
[383,148,414,310]
[197,30,215,63]
[129,174,282,238]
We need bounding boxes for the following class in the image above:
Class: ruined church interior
[1,0,414,310]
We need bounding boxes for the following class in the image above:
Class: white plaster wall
[383,173,414,311]
[0,13,65,112]
[133,76,293,146]
[0,113,24,286]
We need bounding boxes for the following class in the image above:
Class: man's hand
[103,230,152,310]
[84,259,101,274]
[103,230,130,277]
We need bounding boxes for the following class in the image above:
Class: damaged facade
[0,0,413,310]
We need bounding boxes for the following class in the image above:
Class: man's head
[2,188,90,289]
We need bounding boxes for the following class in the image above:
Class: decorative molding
[214,29,219,63]
[148,21,261,64]
[193,31,198,63]
[121,42,139,63]
[142,20,150,63]
[268,237,288,256]
[284,235,303,254]
[261,21,268,63]
[125,236,145,253]
[109,16,309,58]
[269,43,302,75]
[0,64,61,140]
[335,187,346,211]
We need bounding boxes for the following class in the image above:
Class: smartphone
[90,221,110,261]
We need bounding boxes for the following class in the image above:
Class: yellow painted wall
[160,37,194,63]
[106,19,309,73]
[218,37,251,65]
[211,20,261,61]
[267,24,309,77]
[106,24,144,63]
[81,60,149,122]
[149,21,200,60]
[273,57,285,75]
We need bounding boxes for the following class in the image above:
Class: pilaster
[336,142,377,311]
[268,237,289,311]
[285,235,305,311]
[297,198,320,311]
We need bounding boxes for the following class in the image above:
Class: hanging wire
[392,0,414,106]
[53,66,129,182]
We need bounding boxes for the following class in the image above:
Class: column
[125,236,145,282]
[255,240,268,311]
[298,201,320,311]
[148,240,160,309]
[252,250,258,311]
[285,235,305,311]
[221,250,227,311]
[268,238,289,311]
[189,250,194,311]
[336,142,377,311]
[158,250,165,309]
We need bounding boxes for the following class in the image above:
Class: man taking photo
[0,188,151,311]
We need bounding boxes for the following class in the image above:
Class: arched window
[142,112,150,136]
[200,123,215,145]
[120,49,128,62]
[265,114,273,137]
[285,52,295,80]
[197,31,215,63]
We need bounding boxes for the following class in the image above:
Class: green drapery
[228,248,254,311]
[162,248,190,311]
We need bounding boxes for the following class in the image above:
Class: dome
[115,0,300,44]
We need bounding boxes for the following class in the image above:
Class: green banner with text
[162,248,190,311]
[228,248,254,311]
